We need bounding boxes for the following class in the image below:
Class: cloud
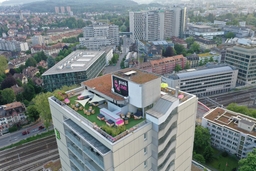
[132,0,155,4]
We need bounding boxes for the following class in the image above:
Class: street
[104,35,131,74]
[0,121,49,148]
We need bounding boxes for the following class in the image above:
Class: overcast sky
[132,0,155,4]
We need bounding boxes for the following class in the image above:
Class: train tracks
[0,135,59,171]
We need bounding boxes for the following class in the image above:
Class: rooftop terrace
[205,107,256,137]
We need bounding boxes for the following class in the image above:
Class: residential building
[31,43,66,56]
[194,37,217,50]
[139,55,187,75]
[186,53,199,68]
[225,45,256,85]
[79,24,119,50]
[202,107,256,158]
[171,36,187,48]
[163,64,238,97]
[223,26,252,38]
[13,73,28,84]
[198,52,221,63]
[49,68,198,171]
[0,39,29,52]
[32,35,44,46]
[23,66,40,78]
[60,6,65,13]
[0,102,26,134]
[42,50,106,92]
[129,7,186,41]
[66,6,71,13]
[8,55,31,69]
[55,7,59,14]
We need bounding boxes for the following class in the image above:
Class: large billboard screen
[113,76,128,97]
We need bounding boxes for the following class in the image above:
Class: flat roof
[113,68,159,84]
[204,107,256,137]
[168,65,236,80]
[83,74,125,101]
[42,50,105,76]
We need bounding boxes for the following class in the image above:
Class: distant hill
[1,0,45,6]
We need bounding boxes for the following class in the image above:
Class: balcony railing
[68,144,83,161]
[70,156,84,171]
[66,131,82,149]
[84,160,98,171]
[83,147,104,168]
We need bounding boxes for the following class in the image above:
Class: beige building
[49,69,197,171]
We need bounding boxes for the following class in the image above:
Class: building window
[144,133,147,141]
[144,147,147,155]
[144,160,147,168]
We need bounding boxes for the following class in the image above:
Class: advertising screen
[113,76,128,97]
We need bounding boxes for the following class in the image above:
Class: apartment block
[225,45,256,85]
[60,6,65,13]
[32,35,44,46]
[202,107,256,159]
[42,50,106,92]
[80,24,119,50]
[129,7,186,42]
[55,7,59,14]
[163,64,238,97]
[0,38,28,52]
[49,68,197,171]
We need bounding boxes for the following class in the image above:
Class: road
[104,36,131,74]
[0,121,48,148]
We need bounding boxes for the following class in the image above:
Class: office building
[42,50,106,92]
[187,24,224,39]
[129,7,186,42]
[32,35,44,46]
[79,24,119,50]
[55,7,59,14]
[0,38,29,52]
[163,64,238,97]
[60,6,65,13]
[49,68,198,171]
[225,45,256,85]
[202,107,256,159]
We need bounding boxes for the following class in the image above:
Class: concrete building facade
[42,50,106,92]
[32,35,44,46]
[202,107,256,159]
[49,69,197,171]
[0,38,28,52]
[225,45,256,85]
[163,64,238,97]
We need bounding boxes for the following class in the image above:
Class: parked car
[38,126,45,130]
[22,130,29,135]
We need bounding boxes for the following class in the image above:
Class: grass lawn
[68,96,144,136]
[207,148,239,171]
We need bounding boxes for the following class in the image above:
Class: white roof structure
[80,90,93,97]
[89,95,105,103]
[76,99,90,107]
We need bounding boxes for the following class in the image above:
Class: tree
[199,60,203,66]
[203,145,214,162]
[194,154,205,164]
[25,57,37,67]
[186,37,195,47]
[174,44,186,55]
[0,56,7,76]
[1,75,17,89]
[194,126,211,152]
[33,92,53,129]
[174,64,182,72]
[190,42,200,53]
[26,105,40,122]
[185,62,190,69]
[209,56,214,62]
[9,68,16,75]
[163,46,176,57]
[225,32,235,38]
[0,88,15,105]
[23,83,35,101]
[238,149,256,171]
[204,57,209,64]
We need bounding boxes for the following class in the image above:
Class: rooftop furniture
[64,98,70,104]
[116,119,124,126]
[91,109,95,114]
[97,114,105,121]
[126,112,131,118]
[106,119,115,127]
[120,114,125,119]
[124,118,129,125]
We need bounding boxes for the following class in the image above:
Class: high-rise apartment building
[202,107,256,159]
[55,7,59,14]
[66,6,71,13]
[60,6,65,13]
[49,68,198,171]
[79,24,119,50]
[129,7,186,42]
[0,38,28,52]
[32,35,44,46]
[225,45,256,85]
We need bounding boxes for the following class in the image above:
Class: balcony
[66,131,82,149]
[83,147,104,168]
[70,156,84,171]
[84,160,99,171]
[68,144,83,161]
